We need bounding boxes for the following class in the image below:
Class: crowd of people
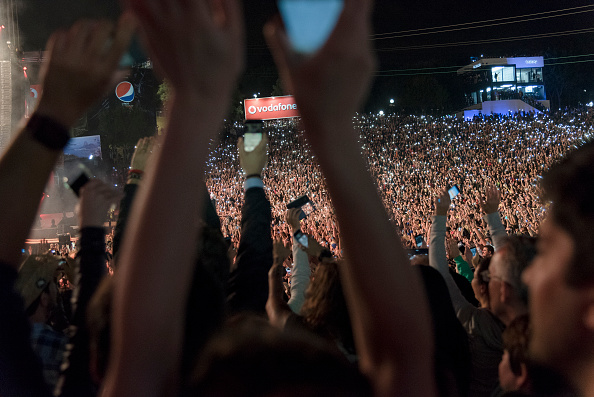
[206,109,593,254]
[3,1,594,397]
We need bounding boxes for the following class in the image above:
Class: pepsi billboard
[115,81,135,103]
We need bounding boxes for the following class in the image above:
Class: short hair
[502,314,530,376]
[542,141,594,286]
[485,245,495,255]
[189,315,371,396]
[498,235,537,305]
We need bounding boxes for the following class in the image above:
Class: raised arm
[57,180,120,397]
[101,1,244,396]
[430,191,475,314]
[227,135,272,314]
[285,208,311,313]
[112,137,154,261]
[0,17,133,268]
[480,185,507,250]
[265,1,435,395]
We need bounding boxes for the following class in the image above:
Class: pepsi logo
[116,81,135,103]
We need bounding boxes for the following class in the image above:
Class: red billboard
[244,96,299,121]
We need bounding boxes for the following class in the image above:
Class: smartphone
[68,173,90,197]
[294,230,309,248]
[286,268,291,275]
[448,185,460,200]
[278,0,344,54]
[243,120,264,152]
[407,248,428,259]
[66,163,92,197]
[287,195,316,220]
[470,247,477,256]
[414,235,424,248]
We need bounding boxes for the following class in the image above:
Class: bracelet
[128,169,144,176]
[27,113,70,150]
[245,173,261,179]
[318,249,333,262]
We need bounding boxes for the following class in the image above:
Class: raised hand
[130,137,156,172]
[239,134,268,176]
[264,0,375,133]
[36,16,135,127]
[129,0,244,100]
[273,240,292,265]
[285,208,302,234]
[435,190,451,216]
[78,179,122,228]
[480,185,501,214]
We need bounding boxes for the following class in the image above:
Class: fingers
[263,16,296,93]
[219,0,244,36]
[105,12,136,69]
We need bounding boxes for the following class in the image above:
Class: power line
[376,27,594,52]
[373,55,594,77]
[373,7,594,40]
[247,5,594,49]
[545,59,594,66]
[372,4,594,38]
[546,53,594,60]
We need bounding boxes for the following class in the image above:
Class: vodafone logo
[244,96,300,121]
[249,102,297,114]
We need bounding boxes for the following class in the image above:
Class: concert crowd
[2,1,594,397]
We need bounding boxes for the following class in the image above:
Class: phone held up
[66,164,93,197]
[293,230,309,248]
[243,120,264,152]
[278,0,344,54]
[414,235,424,248]
[448,185,460,200]
[287,195,316,220]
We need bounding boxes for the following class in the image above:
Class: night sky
[15,0,594,110]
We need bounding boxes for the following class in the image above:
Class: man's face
[522,216,583,372]
[483,247,492,258]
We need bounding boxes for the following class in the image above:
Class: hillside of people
[206,109,593,252]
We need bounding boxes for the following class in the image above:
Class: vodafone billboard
[244,95,299,121]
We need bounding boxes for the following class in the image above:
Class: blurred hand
[36,16,135,127]
[446,239,460,259]
[130,137,156,171]
[434,190,451,216]
[480,185,501,214]
[273,240,291,265]
[239,134,268,176]
[300,235,325,258]
[130,0,244,100]
[78,180,122,228]
[285,208,302,233]
[264,0,375,133]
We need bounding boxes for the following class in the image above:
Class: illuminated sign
[115,81,135,103]
[506,57,544,68]
[244,96,299,121]
[473,63,482,69]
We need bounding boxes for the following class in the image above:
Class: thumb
[263,16,297,93]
